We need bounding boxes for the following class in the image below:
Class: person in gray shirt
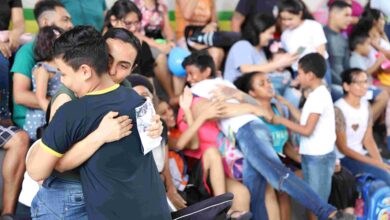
[324,1,353,85]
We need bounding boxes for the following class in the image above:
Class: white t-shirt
[334,98,369,159]
[152,142,166,173]
[299,85,336,155]
[281,19,328,70]
[190,78,258,134]
[18,140,40,207]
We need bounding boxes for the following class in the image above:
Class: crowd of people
[1,0,390,220]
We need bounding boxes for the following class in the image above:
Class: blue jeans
[301,151,336,202]
[341,156,390,186]
[31,176,87,220]
[235,120,336,220]
[0,53,11,119]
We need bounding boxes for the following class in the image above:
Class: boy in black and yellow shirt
[27,26,170,220]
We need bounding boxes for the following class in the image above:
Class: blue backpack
[356,174,390,220]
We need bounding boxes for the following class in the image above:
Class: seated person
[0,0,24,123]
[11,0,73,129]
[181,51,353,220]
[234,71,303,220]
[335,68,390,185]
[324,1,352,85]
[349,31,390,147]
[349,32,385,82]
[175,0,225,71]
[24,26,63,141]
[0,124,28,218]
[128,73,189,210]
[176,86,251,218]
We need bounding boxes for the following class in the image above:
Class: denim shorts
[31,176,87,220]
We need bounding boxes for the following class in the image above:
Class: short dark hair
[53,25,109,76]
[128,74,154,94]
[278,0,313,20]
[182,51,216,78]
[328,0,351,11]
[298,53,327,78]
[104,0,142,29]
[34,0,65,21]
[234,72,263,93]
[341,68,366,94]
[34,26,64,62]
[349,32,369,51]
[242,13,275,46]
[103,28,142,67]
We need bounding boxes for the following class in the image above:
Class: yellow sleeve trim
[40,140,63,158]
[86,84,120,95]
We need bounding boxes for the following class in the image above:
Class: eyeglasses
[351,79,368,85]
[120,19,139,28]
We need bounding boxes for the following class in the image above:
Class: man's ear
[39,16,49,27]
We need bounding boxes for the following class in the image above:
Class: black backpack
[171,193,233,220]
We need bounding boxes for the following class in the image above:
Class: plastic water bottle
[355,192,364,220]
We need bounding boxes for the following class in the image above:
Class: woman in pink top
[176,87,251,218]
[177,96,220,159]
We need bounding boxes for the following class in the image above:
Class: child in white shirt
[272,53,336,219]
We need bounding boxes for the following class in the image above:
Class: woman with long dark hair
[224,13,297,83]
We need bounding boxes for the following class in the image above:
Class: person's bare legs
[265,183,281,220]
[202,147,226,196]
[2,131,29,214]
[226,178,250,212]
[207,47,224,71]
[278,192,291,220]
[172,76,186,97]
[154,54,177,104]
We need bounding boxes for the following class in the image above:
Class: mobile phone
[296,46,306,55]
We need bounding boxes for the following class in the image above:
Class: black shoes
[328,210,356,220]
